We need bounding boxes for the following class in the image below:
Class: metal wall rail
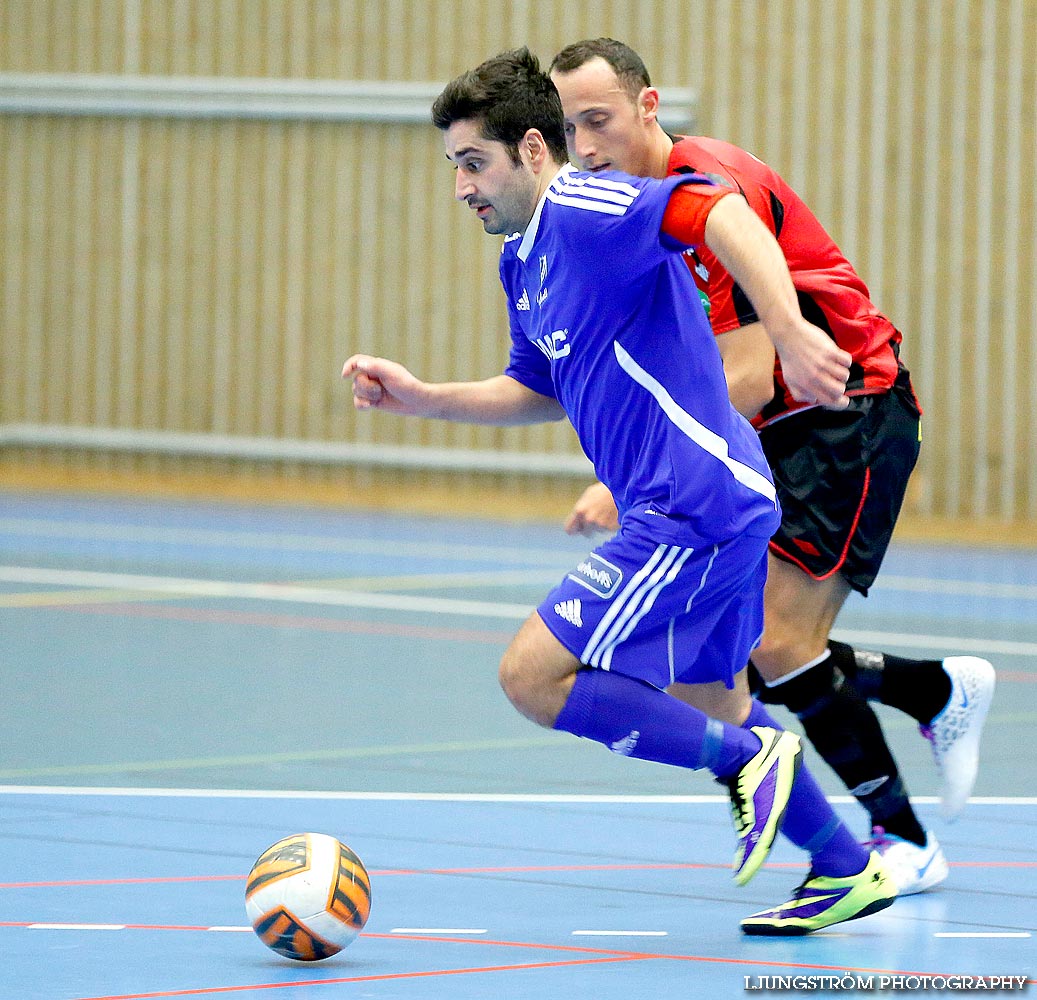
[0,423,594,477]
[0,73,696,129]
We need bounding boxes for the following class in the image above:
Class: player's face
[444,119,539,236]
[551,57,656,177]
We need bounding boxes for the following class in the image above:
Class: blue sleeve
[502,303,555,400]
[560,171,715,282]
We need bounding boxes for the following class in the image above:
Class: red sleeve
[660,184,734,247]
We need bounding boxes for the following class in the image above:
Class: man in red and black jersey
[550,38,996,897]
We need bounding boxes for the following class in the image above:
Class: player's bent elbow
[525,395,567,424]
[729,372,776,420]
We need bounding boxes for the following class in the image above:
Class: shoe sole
[740,892,895,936]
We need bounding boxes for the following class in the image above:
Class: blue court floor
[0,489,1034,998]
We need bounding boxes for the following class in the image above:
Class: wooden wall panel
[2,0,1035,523]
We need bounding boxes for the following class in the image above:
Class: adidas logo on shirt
[553,598,583,628]
[516,288,530,311]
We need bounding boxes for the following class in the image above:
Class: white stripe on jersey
[545,190,628,216]
[613,342,777,504]
[517,164,638,259]
[553,177,638,207]
[562,173,641,198]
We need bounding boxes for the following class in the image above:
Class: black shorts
[759,366,921,596]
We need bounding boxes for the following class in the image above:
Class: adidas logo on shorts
[610,730,641,756]
[553,598,583,628]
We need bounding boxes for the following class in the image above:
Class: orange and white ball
[245,832,372,961]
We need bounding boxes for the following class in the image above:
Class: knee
[497,648,528,711]
[499,613,579,728]
[498,648,560,728]
[669,676,753,727]
[751,627,798,678]
[753,617,827,681]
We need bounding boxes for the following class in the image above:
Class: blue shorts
[538,527,768,690]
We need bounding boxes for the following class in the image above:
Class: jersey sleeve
[502,308,556,400]
[659,183,734,249]
[560,171,722,282]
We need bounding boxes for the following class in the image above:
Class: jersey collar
[517,163,574,262]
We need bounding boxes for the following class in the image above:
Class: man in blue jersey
[342,47,895,935]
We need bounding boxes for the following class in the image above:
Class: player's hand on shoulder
[777,320,851,410]
[564,481,620,537]
[341,354,428,415]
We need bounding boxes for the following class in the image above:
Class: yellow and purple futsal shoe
[727,726,802,886]
[740,851,896,935]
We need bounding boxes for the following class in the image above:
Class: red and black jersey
[668,135,905,428]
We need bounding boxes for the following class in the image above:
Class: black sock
[763,650,927,845]
[830,640,952,725]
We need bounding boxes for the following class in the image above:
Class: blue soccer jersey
[502,164,780,548]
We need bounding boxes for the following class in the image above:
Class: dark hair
[550,38,651,103]
[431,46,568,165]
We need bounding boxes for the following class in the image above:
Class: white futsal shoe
[867,827,948,895]
[921,656,995,820]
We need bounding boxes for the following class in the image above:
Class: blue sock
[743,700,869,877]
[554,668,760,778]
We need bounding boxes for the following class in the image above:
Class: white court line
[572,930,668,937]
[934,932,1032,939]
[0,565,532,620]
[18,923,1030,942]
[4,517,1037,596]
[29,923,125,930]
[3,564,1037,657]
[391,928,487,935]
[27,924,250,933]
[3,786,1037,806]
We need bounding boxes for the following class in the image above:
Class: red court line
[375,861,737,875]
[367,933,1037,985]
[73,956,650,999]
[66,931,1037,1000]
[4,858,1034,891]
[60,602,514,644]
[0,863,726,889]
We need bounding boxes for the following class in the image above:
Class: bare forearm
[342,355,564,426]
[425,375,565,425]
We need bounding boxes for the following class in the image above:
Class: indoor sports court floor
[1,487,1034,999]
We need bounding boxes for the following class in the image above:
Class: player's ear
[639,87,661,125]
[522,128,547,165]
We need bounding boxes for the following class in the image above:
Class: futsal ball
[245,832,372,961]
